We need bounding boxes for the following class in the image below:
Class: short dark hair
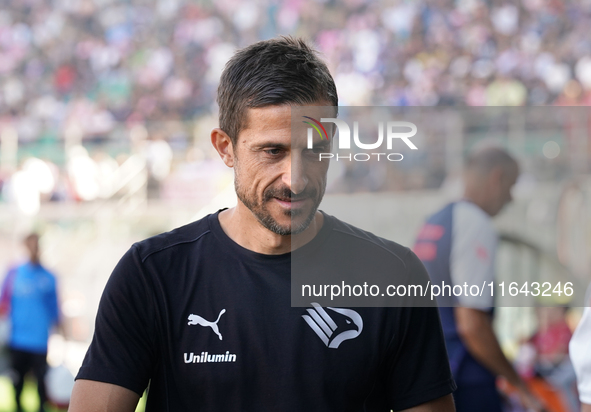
[217,36,338,144]
[465,147,518,176]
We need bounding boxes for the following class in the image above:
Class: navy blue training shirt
[77,210,455,411]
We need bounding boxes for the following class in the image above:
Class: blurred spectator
[0,233,61,412]
[413,147,544,412]
[570,284,591,412]
[2,157,58,215]
[529,307,579,412]
[144,136,173,199]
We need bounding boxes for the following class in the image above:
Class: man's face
[488,165,518,216]
[233,105,331,235]
[25,235,40,263]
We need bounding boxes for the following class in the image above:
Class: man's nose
[283,153,308,195]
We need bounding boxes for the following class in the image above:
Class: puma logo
[188,309,226,340]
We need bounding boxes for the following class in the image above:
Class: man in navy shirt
[70,37,456,411]
[414,147,544,412]
[0,233,60,412]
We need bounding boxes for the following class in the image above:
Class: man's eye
[264,148,282,156]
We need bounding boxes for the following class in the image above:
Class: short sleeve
[0,268,16,315]
[570,287,591,404]
[384,251,456,410]
[76,246,158,396]
[451,201,496,308]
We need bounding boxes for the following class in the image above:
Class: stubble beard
[235,175,324,236]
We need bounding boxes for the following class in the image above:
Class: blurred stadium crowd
[1,0,591,209]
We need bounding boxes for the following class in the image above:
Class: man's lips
[273,197,309,208]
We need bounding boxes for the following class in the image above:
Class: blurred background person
[570,284,591,412]
[0,233,61,412]
[414,147,544,412]
[528,306,579,412]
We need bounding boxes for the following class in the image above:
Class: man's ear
[211,128,235,168]
[329,124,336,151]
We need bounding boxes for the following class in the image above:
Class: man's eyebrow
[310,141,331,148]
[252,142,290,149]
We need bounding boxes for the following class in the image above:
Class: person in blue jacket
[0,233,60,412]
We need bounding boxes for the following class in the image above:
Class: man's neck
[218,203,324,255]
[462,192,492,217]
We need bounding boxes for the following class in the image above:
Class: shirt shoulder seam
[140,230,211,263]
